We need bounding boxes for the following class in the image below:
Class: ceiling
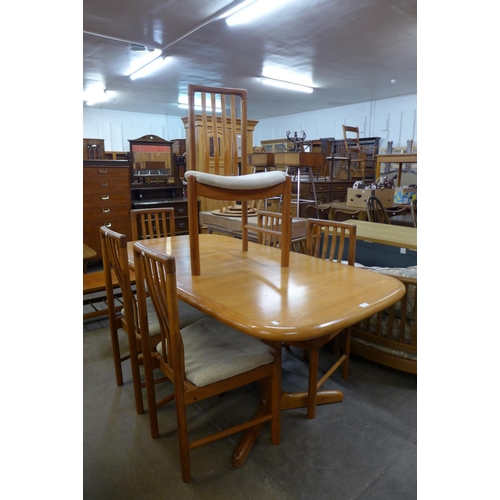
[83,0,417,120]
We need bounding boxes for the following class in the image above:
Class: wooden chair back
[187,84,247,177]
[185,170,292,275]
[366,195,391,224]
[131,208,176,240]
[342,125,366,178]
[100,226,144,413]
[133,241,282,482]
[256,210,285,247]
[306,219,357,265]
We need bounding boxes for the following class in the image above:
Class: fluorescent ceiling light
[130,55,171,80]
[225,0,291,26]
[127,48,162,77]
[261,77,314,93]
[221,0,257,21]
[84,86,114,106]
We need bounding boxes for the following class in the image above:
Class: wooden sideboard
[83,160,132,260]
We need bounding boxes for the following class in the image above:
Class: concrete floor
[83,318,417,499]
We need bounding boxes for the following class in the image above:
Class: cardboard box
[393,187,417,204]
[346,188,395,208]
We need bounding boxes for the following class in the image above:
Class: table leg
[232,388,344,468]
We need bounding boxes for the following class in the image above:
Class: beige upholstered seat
[185,170,292,275]
[133,241,282,482]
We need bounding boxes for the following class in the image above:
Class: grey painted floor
[83,318,416,499]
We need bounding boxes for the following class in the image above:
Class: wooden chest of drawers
[83,160,132,260]
[293,179,353,217]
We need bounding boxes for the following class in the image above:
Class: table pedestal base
[232,389,344,468]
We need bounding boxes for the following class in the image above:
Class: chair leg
[127,334,144,415]
[141,348,159,439]
[109,325,123,387]
[174,390,191,482]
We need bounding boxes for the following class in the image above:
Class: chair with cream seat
[131,207,176,240]
[185,170,292,275]
[100,226,206,415]
[284,218,357,418]
[133,240,282,483]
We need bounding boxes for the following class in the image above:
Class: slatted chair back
[133,240,282,482]
[342,125,366,178]
[256,210,284,247]
[187,84,247,177]
[306,219,357,265]
[131,208,176,240]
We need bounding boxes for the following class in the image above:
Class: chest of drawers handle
[101,195,109,200]
[99,168,108,174]
[100,182,108,187]
[102,208,110,213]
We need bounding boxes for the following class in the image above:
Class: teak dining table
[126,233,405,466]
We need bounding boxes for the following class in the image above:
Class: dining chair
[100,226,152,413]
[131,207,176,240]
[284,218,357,419]
[133,241,282,482]
[366,195,391,224]
[185,170,292,275]
[100,226,206,415]
[342,125,367,179]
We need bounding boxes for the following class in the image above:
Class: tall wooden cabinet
[128,134,189,235]
[83,159,132,260]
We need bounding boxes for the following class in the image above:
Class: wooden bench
[83,269,136,321]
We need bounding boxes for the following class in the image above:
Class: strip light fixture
[261,77,314,93]
[225,0,291,26]
[130,53,171,80]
